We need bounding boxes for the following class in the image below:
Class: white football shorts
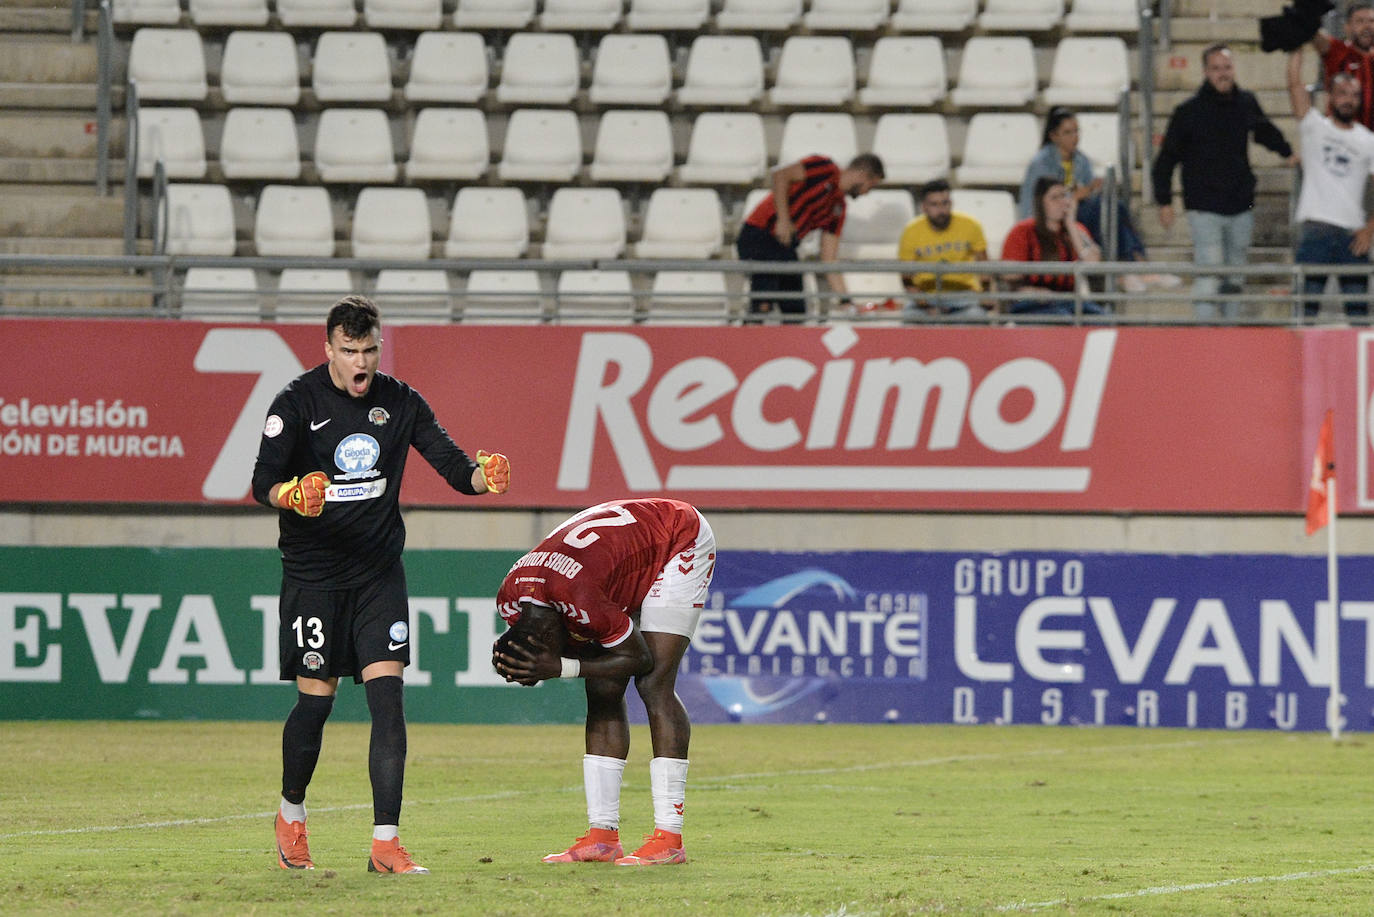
[640,508,716,639]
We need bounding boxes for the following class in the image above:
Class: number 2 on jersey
[562,504,637,548]
[292,615,324,648]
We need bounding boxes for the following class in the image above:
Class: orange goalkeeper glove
[279,471,330,517]
[476,450,509,494]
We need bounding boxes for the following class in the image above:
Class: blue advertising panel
[685,551,1373,732]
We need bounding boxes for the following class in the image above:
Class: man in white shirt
[1288,47,1374,318]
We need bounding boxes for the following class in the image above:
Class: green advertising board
[0,547,588,723]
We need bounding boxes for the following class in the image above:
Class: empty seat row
[129,28,1133,110]
[117,0,1141,33]
[140,104,1125,193]
[180,266,738,324]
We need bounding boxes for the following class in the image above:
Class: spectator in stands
[735,153,885,321]
[1313,1,1374,131]
[1018,106,1175,293]
[1000,176,1103,315]
[1287,46,1374,317]
[897,179,991,319]
[1153,43,1296,320]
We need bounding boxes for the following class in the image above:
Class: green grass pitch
[4,721,1373,915]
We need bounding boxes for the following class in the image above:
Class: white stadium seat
[189,0,267,27]
[539,0,621,30]
[312,31,393,103]
[136,107,206,179]
[404,31,488,103]
[769,36,856,108]
[275,268,354,322]
[254,184,334,257]
[364,0,443,29]
[1076,111,1124,177]
[495,32,580,106]
[890,0,976,30]
[676,35,764,107]
[1042,37,1131,107]
[588,110,674,183]
[838,188,916,257]
[979,0,1064,31]
[1065,0,1140,32]
[462,270,546,323]
[625,0,707,30]
[128,29,207,101]
[677,112,767,185]
[859,36,947,108]
[313,108,397,183]
[555,270,636,323]
[444,187,529,258]
[634,188,723,259]
[777,112,858,168]
[589,34,672,106]
[870,112,950,186]
[113,0,181,26]
[715,0,800,30]
[181,267,262,321]
[374,270,453,322]
[220,31,300,106]
[404,108,489,181]
[953,113,1041,187]
[496,108,582,183]
[277,0,356,26]
[647,271,731,323]
[453,0,534,28]
[803,0,887,31]
[950,188,1017,260]
[160,183,235,256]
[949,37,1038,108]
[219,107,300,180]
[541,187,626,260]
[352,187,432,260]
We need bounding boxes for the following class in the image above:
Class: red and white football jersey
[497,498,703,646]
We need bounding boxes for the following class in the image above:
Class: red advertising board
[0,318,1346,512]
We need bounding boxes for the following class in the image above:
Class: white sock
[584,754,626,831]
[373,824,398,842]
[280,797,306,823]
[650,757,689,835]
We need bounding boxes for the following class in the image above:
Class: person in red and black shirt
[735,152,885,320]
[1315,2,1374,131]
[1000,176,1104,316]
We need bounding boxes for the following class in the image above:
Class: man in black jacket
[1153,43,1297,320]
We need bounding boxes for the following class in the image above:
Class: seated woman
[1000,176,1104,315]
[1019,107,1177,292]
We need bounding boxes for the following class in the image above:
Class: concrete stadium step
[0,236,126,257]
[0,112,117,158]
[0,185,125,238]
[1152,45,1287,92]
[1,273,156,312]
[0,7,97,31]
[1171,0,1277,14]
[0,37,98,82]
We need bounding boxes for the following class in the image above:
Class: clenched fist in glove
[278,471,330,517]
[476,450,510,494]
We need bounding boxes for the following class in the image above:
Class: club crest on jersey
[303,651,324,672]
[263,414,283,438]
[369,407,390,426]
[334,433,381,480]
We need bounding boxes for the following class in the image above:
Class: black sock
[281,692,334,805]
[365,676,407,826]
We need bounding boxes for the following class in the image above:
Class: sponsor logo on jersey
[368,407,390,426]
[324,478,387,502]
[264,414,283,438]
[309,418,331,431]
[389,621,408,643]
[303,651,324,672]
[334,433,381,480]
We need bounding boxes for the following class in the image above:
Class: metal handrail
[1138,2,1156,204]
[94,0,113,195]
[151,159,169,256]
[123,79,141,254]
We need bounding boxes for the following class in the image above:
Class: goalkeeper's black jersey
[251,364,481,588]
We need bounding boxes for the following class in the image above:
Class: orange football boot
[615,829,686,866]
[274,813,314,870]
[367,837,430,874]
[541,828,624,863]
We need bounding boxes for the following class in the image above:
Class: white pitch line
[997,863,1374,912]
[0,735,1253,840]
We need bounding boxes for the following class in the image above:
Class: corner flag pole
[1327,475,1341,741]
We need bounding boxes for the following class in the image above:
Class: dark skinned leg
[634,632,692,759]
[584,674,632,758]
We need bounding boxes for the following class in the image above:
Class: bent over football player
[252,295,510,875]
[492,498,716,866]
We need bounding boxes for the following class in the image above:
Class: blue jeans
[1186,209,1253,320]
[1078,195,1146,261]
[1296,220,1370,318]
[1009,298,1104,315]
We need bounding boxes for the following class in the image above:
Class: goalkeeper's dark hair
[496,603,566,655]
[326,295,381,341]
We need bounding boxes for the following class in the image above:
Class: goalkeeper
[251,295,509,876]
[492,498,716,867]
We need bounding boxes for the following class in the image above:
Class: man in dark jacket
[1153,43,1297,319]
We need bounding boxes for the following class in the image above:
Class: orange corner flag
[1306,409,1335,535]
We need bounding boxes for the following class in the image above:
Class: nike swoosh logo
[388,641,407,651]
[310,419,331,431]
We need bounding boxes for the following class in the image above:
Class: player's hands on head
[279,471,330,517]
[492,632,558,686]
[476,450,510,494]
